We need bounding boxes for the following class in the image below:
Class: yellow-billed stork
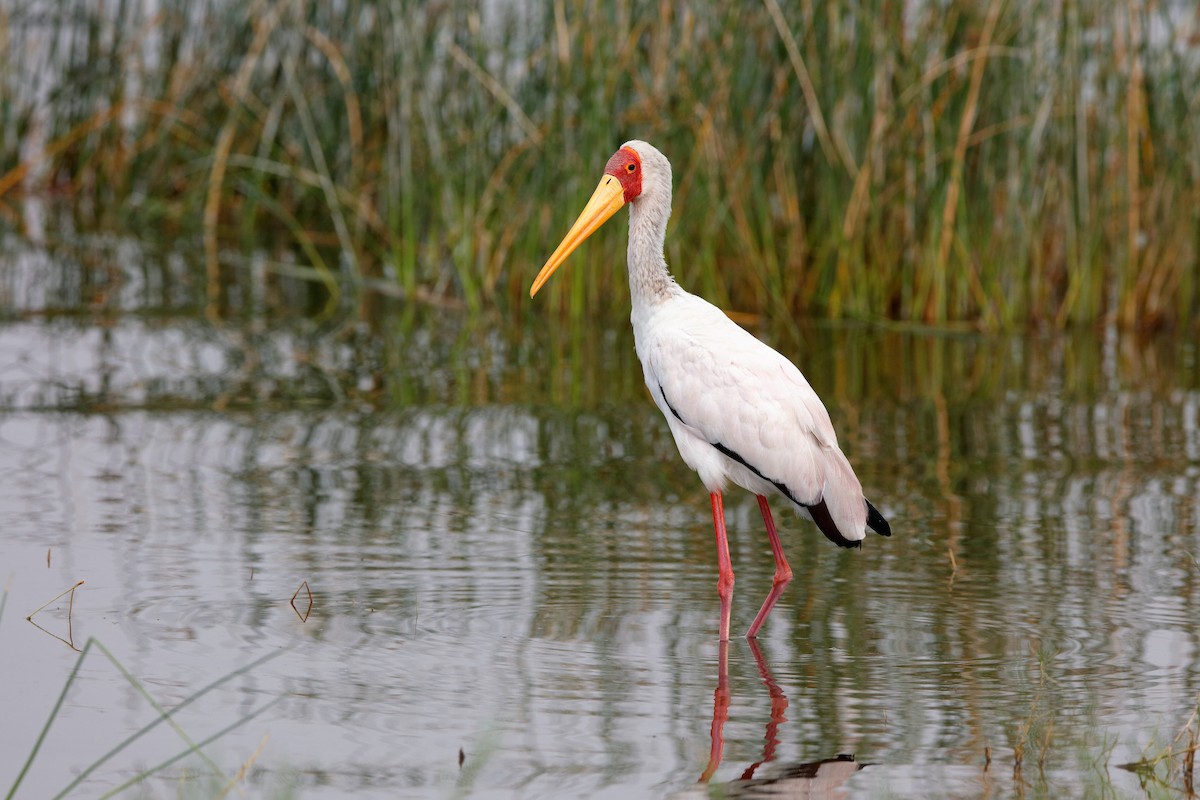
[530,141,891,641]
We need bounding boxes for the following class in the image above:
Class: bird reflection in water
[694,639,865,798]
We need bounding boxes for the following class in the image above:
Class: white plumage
[636,287,867,542]
[531,140,891,640]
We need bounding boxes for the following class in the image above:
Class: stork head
[529,140,672,298]
[602,140,672,206]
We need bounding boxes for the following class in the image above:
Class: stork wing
[637,294,866,538]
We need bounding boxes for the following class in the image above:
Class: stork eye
[626,163,636,172]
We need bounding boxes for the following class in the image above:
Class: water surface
[1,235,1198,798]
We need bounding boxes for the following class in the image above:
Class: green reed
[1,0,1196,329]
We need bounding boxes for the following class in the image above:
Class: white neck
[626,195,678,309]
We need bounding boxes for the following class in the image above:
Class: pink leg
[709,492,734,642]
[745,495,793,639]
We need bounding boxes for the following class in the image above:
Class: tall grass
[1,0,1197,329]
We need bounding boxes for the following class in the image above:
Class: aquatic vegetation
[1,1,1197,328]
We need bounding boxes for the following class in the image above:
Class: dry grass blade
[204,0,285,320]
[304,25,363,182]
[762,0,850,176]
[25,580,84,651]
[283,51,362,284]
[446,40,542,145]
[0,107,125,200]
[0,577,8,631]
[291,580,313,622]
[930,0,1004,323]
[215,734,271,800]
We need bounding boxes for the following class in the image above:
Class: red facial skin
[604,147,643,203]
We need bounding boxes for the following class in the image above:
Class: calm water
[1,234,1198,799]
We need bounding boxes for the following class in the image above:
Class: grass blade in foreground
[4,637,289,800]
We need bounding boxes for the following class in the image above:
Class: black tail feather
[808,499,862,549]
[865,499,891,537]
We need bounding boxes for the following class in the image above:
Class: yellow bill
[530,174,626,298]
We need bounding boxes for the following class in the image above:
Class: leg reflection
[696,640,865,795]
[738,637,788,780]
[698,640,730,783]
